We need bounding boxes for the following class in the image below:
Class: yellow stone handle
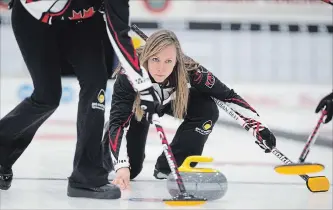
[178,156,218,173]
[132,37,142,49]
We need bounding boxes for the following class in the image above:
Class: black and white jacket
[107,65,264,171]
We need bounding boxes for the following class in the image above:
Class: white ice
[0,105,332,209]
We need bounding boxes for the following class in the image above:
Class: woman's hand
[112,167,131,190]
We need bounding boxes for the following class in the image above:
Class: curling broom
[274,110,327,175]
[151,114,207,206]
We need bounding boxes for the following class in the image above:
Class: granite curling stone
[166,156,228,201]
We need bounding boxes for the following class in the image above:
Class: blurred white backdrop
[0,0,332,145]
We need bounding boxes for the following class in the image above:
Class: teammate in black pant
[102,30,277,190]
[0,0,159,199]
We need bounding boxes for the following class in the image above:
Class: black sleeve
[188,65,236,101]
[103,0,152,91]
[106,71,136,170]
[189,65,265,127]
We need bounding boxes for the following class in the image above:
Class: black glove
[139,87,162,122]
[144,105,164,123]
[315,92,333,124]
[255,127,276,153]
[8,0,14,9]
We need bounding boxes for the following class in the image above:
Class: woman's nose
[157,62,164,72]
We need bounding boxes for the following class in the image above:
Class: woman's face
[147,44,177,83]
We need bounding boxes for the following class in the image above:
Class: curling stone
[167,156,228,201]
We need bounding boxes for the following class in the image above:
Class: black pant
[126,88,219,179]
[59,25,118,78]
[0,0,111,188]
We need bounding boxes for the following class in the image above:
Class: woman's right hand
[112,167,131,190]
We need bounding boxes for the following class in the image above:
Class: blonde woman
[102,30,277,190]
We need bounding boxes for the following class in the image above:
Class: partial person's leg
[63,15,108,187]
[61,14,120,199]
[0,0,62,190]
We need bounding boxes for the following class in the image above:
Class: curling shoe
[153,168,170,180]
[0,165,13,190]
[67,183,121,199]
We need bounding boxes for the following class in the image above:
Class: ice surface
[0,106,332,209]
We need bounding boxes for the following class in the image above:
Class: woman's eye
[166,60,172,64]
[152,57,159,62]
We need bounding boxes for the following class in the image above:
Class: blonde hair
[113,30,200,121]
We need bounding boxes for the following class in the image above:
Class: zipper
[159,84,164,102]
